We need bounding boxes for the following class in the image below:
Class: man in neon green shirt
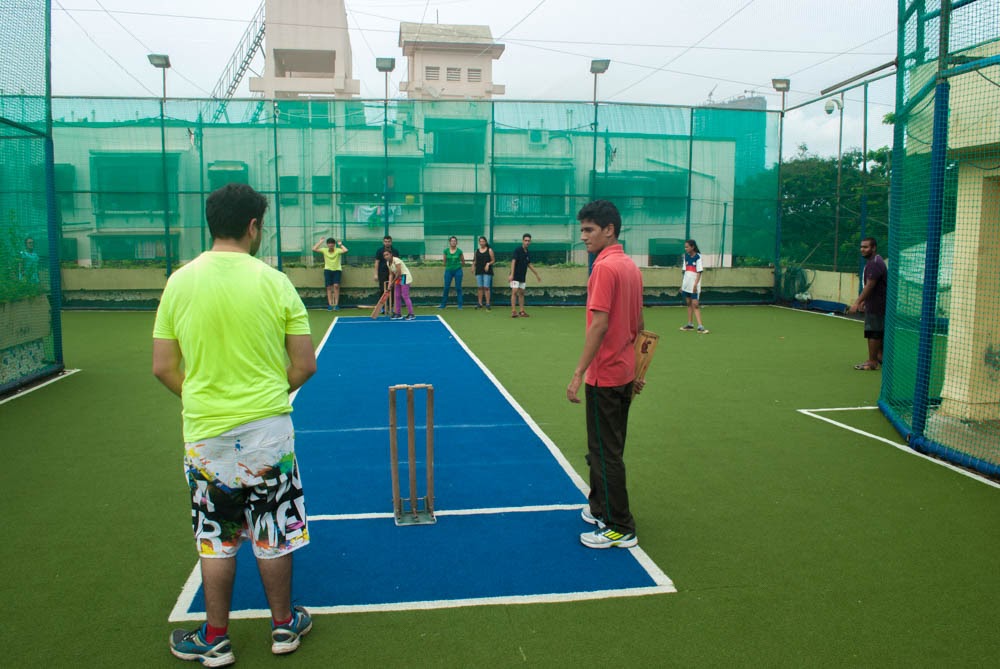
[153,183,317,666]
[312,236,348,310]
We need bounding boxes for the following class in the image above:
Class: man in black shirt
[508,233,541,318]
[373,235,399,314]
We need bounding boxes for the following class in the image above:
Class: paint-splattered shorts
[184,414,309,560]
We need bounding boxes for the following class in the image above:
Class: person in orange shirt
[566,199,645,549]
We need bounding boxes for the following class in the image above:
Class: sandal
[519,311,530,318]
[853,362,880,370]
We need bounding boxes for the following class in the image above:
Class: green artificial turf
[1,306,997,667]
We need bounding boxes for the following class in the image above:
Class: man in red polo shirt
[567,199,645,549]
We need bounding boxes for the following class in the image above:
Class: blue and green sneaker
[271,605,313,655]
[169,624,235,667]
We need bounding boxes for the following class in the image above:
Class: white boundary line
[771,304,855,320]
[169,315,674,622]
[798,406,1000,489]
[289,316,339,404]
[174,584,677,621]
[0,368,81,405]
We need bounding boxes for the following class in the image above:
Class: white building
[398,23,505,100]
[249,0,360,99]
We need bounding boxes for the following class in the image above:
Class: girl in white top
[679,239,708,333]
[384,250,415,320]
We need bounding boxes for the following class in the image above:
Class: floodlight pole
[833,92,844,272]
[859,83,869,280]
[771,78,790,302]
[589,60,609,201]
[591,73,598,200]
[148,54,172,276]
[377,58,396,238]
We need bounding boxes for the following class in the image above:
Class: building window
[467,68,482,83]
[338,158,421,205]
[496,170,567,216]
[207,161,249,192]
[279,176,299,206]
[423,195,485,237]
[425,118,487,163]
[446,67,461,82]
[425,66,440,80]
[91,153,178,214]
[312,176,333,205]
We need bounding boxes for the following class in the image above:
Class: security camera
[824,98,841,115]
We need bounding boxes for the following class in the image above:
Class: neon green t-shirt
[319,247,344,271]
[153,251,311,442]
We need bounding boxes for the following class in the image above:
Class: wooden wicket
[388,383,436,525]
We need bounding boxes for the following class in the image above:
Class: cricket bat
[633,330,659,397]
[370,278,398,319]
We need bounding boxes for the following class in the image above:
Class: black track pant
[585,382,635,535]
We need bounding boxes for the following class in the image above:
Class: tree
[778,145,890,271]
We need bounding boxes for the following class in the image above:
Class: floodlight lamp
[824,97,843,115]
[590,59,610,74]
[147,53,171,69]
[376,57,396,73]
[771,78,790,92]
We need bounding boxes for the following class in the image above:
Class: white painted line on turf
[799,407,1000,490]
[290,317,340,404]
[0,368,80,405]
[172,582,679,622]
[169,562,205,623]
[309,503,589,522]
[804,405,879,412]
[296,422,529,435]
[771,304,854,320]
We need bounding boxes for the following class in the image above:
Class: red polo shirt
[585,243,643,387]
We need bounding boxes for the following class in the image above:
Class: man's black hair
[577,199,622,237]
[206,183,269,240]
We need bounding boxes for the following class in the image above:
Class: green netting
[1,0,63,395]
[882,0,1000,477]
[43,97,778,293]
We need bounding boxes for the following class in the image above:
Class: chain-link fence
[0,0,64,395]
[881,0,1000,477]
[37,97,779,281]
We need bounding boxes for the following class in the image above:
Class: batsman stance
[567,199,645,549]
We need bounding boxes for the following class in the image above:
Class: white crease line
[170,584,678,622]
[0,368,81,405]
[309,504,588,522]
[296,422,527,435]
[798,407,1000,489]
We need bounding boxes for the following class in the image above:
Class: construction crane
[208,1,266,122]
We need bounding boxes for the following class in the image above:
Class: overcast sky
[49,0,900,157]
